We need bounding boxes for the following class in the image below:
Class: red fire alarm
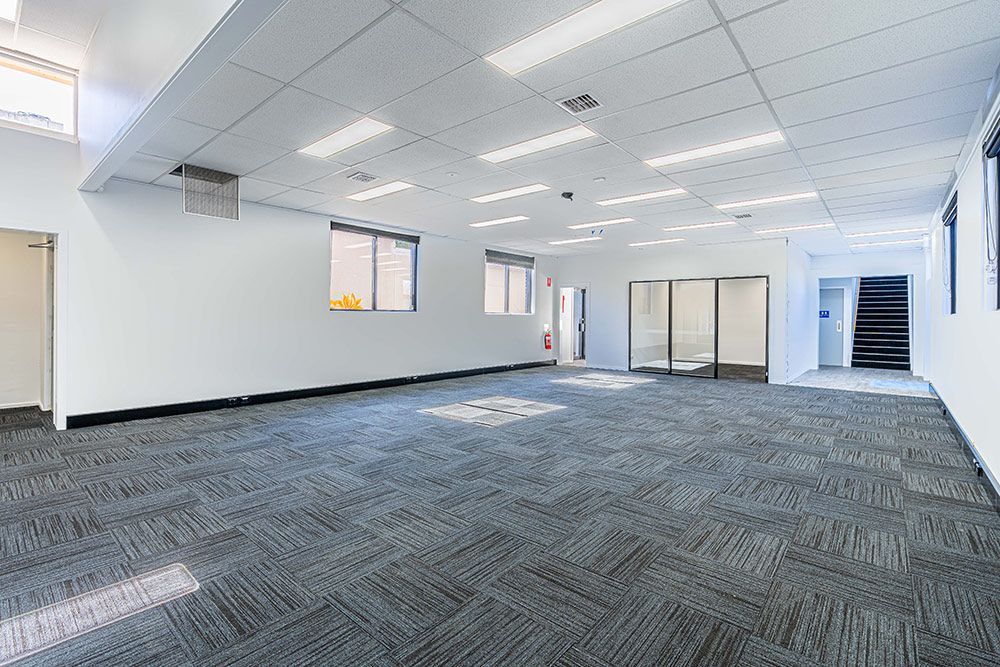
[546,276,552,287]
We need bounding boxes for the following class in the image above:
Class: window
[984,117,1000,309]
[485,250,534,314]
[942,193,957,315]
[330,222,417,311]
[0,54,76,137]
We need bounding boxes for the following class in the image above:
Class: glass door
[718,277,768,382]
[630,281,671,373]
[670,280,717,377]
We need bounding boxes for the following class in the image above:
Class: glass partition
[630,281,671,373]
[718,277,768,381]
[670,280,717,378]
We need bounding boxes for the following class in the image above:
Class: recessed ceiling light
[844,227,926,238]
[646,131,785,169]
[548,237,604,245]
[471,183,550,203]
[596,188,686,206]
[479,126,596,163]
[0,0,17,22]
[469,215,530,228]
[300,118,392,158]
[629,238,685,247]
[717,192,817,210]
[850,238,925,248]
[755,223,835,234]
[486,0,687,75]
[567,217,633,230]
[347,181,415,201]
[661,221,737,232]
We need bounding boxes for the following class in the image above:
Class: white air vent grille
[347,171,378,183]
[181,165,239,221]
[558,93,602,115]
[733,213,752,219]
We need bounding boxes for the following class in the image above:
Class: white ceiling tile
[669,151,803,186]
[796,113,975,164]
[615,104,778,161]
[782,81,990,147]
[239,178,291,202]
[432,96,575,155]
[543,28,746,118]
[294,10,474,112]
[516,0,719,91]
[231,0,392,82]
[13,26,86,68]
[259,188,331,210]
[685,169,813,198]
[805,138,965,179]
[302,170,371,197]
[407,157,507,189]
[403,0,590,55]
[554,161,665,202]
[142,119,218,161]
[152,172,181,190]
[188,133,288,175]
[730,0,968,67]
[812,158,956,190]
[0,20,14,50]
[824,187,946,209]
[437,171,551,200]
[355,139,467,180]
[819,173,952,200]
[246,152,344,187]
[507,143,636,182]
[175,63,283,131]
[586,74,763,140]
[18,0,107,45]
[228,86,358,151]
[358,188,462,215]
[327,127,422,167]
[715,0,779,20]
[771,40,1000,126]
[372,60,533,136]
[113,154,176,184]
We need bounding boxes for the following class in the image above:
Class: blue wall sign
[819,310,830,318]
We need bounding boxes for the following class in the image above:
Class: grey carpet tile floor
[2,366,1000,666]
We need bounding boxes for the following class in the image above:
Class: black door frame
[575,288,586,360]
[627,275,770,382]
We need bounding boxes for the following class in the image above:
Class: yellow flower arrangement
[331,292,364,310]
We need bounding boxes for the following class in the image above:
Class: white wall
[927,86,1000,485]
[556,239,789,383]
[0,230,45,408]
[0,126,556,422]
[785,242,812,382]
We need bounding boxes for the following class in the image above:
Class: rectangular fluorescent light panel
[845,227,925,238]
[850,238,924,248]
[486,0,687,75]
[755,223,835,234]
[717,192,817,210]
[630,238,685,247]
[300,118,392,158]
[596,188,686,206]
[567,217,633,230]
[0,0,17,22]
[646,132,785,168]
[347,181,414,201]
[471,183,549,203]
[662,221,736,232]
[549,237,603,245]
[470,215,529,228]
[479,126,596,163]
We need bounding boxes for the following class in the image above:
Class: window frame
[0,50,78,142]
[942,194,958,315]
[330,221,419,313]
[484,250,535,315]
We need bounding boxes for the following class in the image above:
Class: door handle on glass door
[836,320,842,333]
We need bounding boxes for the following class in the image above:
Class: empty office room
[2,0,1000,665]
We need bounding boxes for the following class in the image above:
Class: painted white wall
[0,126,556,422]
[0,229,45,408]
[785,242,813,382]
[926,86,1000,485]
[718,277,767,366]
[556,239,789,383]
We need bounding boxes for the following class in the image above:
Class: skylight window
[0,55,76,137]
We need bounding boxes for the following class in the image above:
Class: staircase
[851,275,911,371]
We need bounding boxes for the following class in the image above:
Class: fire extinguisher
[544,330,552,350]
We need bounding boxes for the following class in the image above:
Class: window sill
[0,118,77,143]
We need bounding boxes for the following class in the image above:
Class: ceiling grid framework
[109,0,1000,256]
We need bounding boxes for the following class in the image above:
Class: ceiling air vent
[347,171,378,183]
[733,213,752,219]
[558,93,602,115]
[179,165,239,221]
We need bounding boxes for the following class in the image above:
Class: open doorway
[0,228,55,430]
[559,286,587,366]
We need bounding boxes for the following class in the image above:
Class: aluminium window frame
[329,220,419,313]
[0,48,78,143]
[484,250,535,315]
[942,194,958,315]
